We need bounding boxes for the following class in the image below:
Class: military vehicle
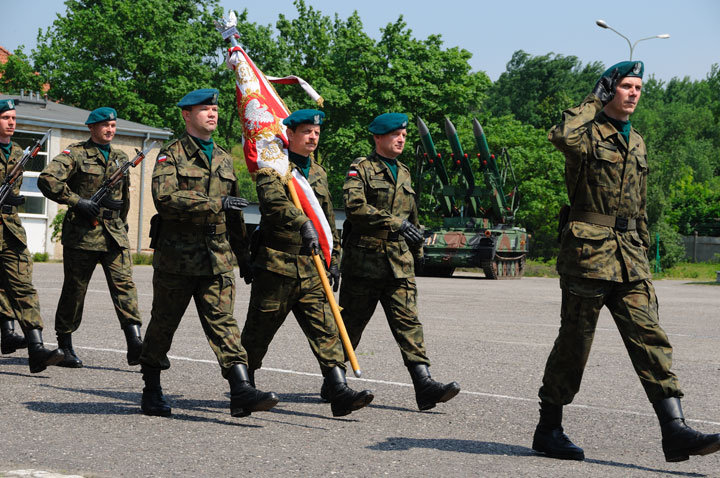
[416,117,529,279]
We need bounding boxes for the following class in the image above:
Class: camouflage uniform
[339,151,428,366]
[539,93,681,405]
[0,141,44,331]
[38,140,141,334]
[241,161,344,374]
[140,135,250,374]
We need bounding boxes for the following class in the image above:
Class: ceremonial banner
[223,26,332,266]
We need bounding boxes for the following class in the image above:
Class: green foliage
[649,219,686,270]
[32,252,49,262]
[132,253,154,265]
[0,47,47,93]
[33,0,234,145]
[486,50,604,131]
[50,209,66,242]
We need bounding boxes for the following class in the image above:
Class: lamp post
[596,20,670,60]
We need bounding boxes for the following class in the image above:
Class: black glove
[100,195,123,211]
[328,264,340,292]
[75,198,100,219]
[4,194,25,206]
[399,219,423,246]
[592,68,620,106]
[239,258,254,284]
[300,220,319,253]
[222,196,249,211]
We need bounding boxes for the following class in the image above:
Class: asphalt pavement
[2,263,719,477]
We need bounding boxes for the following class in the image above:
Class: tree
[0,47,46,93]
[33,0,234,143]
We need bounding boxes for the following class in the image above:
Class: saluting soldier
[240,109,373,417]
[0,99,63,372]
[339,113,460,411]
[38,107,143,368]
[533,61,720,462]
[139,88,278,418]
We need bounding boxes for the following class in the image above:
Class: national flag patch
[157,155,167,163]
[62,149,71,155]
[347,169,358,177]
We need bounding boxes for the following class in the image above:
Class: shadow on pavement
[368,437,534,455]
[368,437,706,476]
[23,384,263,427]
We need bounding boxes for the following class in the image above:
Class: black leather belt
[569,210,637,231]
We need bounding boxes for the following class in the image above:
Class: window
[12,129,49,216]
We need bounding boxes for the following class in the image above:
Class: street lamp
[596,19,670,60]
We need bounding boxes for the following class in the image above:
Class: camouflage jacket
[550,93,651,282]
[151,134,248,276]
[253,161,340,278]
[341,151,422,279]
[38,139,130,251]
[0,141,27,249]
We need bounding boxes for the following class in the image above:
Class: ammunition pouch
[341,221,352,248]
[149,214,161,249]
[1,204,17,215]
[249,226,261,261]
[557,204,570,243]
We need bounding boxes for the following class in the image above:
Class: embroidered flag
[222,13,332,265]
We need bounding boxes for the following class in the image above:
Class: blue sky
[3,0,719,83]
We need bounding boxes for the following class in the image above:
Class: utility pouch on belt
[149,214,161,249]
[341,220,352,248]
[249,226,261,261]
[557,204,570,243]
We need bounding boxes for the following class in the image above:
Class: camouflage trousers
[241,268,345,375]
[0,234,43,330]
[0,288,18,320]
[339,276,429,366]
[140,269,247,376]
[54,247,141,334]
[539,275,682,405]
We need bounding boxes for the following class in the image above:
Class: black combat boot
[56,332,83,368]
[141,366,171,417]
[227,364,279,417]
[25,329,64,374]
[407,363,460,411]
[532,402,584,460]
[653,397,720,462]
[123,324,143,366]
[323,367,374,417]
[1,318,27,354]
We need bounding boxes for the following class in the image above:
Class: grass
[522,259,720,282]
[132,253,154,265]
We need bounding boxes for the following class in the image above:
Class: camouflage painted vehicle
[416,117,529,279]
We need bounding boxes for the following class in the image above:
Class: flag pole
[285,181,362,377]
[216,15,362,377]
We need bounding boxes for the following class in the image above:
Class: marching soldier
[240,109,374,417]
[339,113,460,411]
[139,88,278,418]
[38,107,143,368]
[0,99,63,372]
[533,61,720,462]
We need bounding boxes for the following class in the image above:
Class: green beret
[85,107,117,125]
[177,88,219,108]
[602,60,644,80]
[369,113,409,135]
[282,109,325,128]
[0,99,15,113]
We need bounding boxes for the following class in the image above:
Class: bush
[132,253,154,265]
[33,252,49,262]
[50,209,65,242]
[649,220,686,271]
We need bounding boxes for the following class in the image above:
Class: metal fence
[681,233,720,263]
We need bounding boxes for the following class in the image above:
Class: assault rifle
[87,141,157,226]
[0,129,51,208]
